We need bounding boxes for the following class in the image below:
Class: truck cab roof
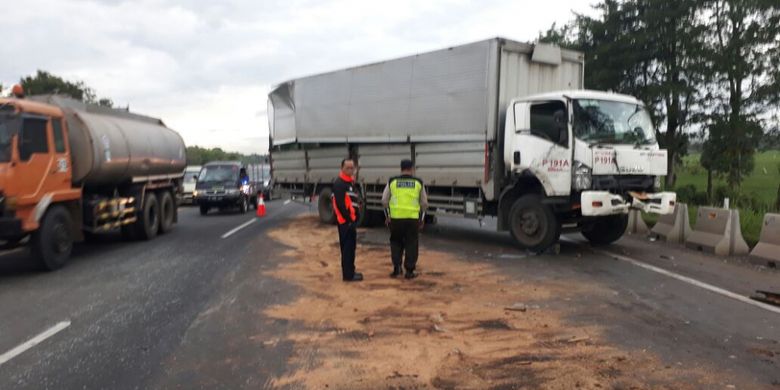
[0,97,64,118]
[513,90,645,106]
[204,161,243,167]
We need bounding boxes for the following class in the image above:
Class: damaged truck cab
[503,91,675,248]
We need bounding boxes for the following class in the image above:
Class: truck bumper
[0,217,23,240]
[581,191,676,217]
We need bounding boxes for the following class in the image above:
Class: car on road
[181,165,201,205]
[194,161,256,215]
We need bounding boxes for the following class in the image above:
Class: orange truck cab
[0,91,186,270]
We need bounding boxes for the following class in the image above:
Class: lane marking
[283,200,291,206]
[561,237,780,315]
[221,219,256,239]
[0,321,71,366]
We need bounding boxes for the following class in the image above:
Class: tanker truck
[268,38,676,251]
[0,93,186,270]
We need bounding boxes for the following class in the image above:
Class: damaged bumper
[581,191,676,217]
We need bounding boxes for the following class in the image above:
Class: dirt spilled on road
[264,215,718,389]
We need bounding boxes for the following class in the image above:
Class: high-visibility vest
[389,176,422,219]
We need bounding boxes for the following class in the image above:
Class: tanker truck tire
[508,194,560,253]
[199,205,209,215]
[581,214,628,246]
[317,187,336,225]
[32,205,73,271]
[134,192,160,240]
[158,190,175,234]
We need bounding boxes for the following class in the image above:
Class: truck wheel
[158,190,175,234]
[31,205,73,271]
[199,205,209,216]
[581,214,628,246]
[134,192,160,240]
[508,194,560,252]
[317,188,336,225]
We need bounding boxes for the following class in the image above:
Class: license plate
[210,196,217,201]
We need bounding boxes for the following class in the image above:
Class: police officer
[333,158,363,282]
[382,159,428,279]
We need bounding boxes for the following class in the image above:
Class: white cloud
[1,0,597,154]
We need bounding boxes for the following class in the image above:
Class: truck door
[14,115,66,204]
[513,100,572,196]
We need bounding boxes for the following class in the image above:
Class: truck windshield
[573,99,656,146]
[198,165,238,183]
[0,115,17,163]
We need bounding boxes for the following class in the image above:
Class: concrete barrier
[651,203,691,244]
[685,207,749,256]
[625,209,649,235]
[750,213,780,264]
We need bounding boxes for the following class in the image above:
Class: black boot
[390,265,402,278]
[404,270,418,279]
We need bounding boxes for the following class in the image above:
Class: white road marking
[221,219,256,239]
[0,321,71,366]
[595,250,780,315]
[283,200,291,205]
[560,237,780,315]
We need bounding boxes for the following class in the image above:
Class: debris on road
[750,290,780,307]
[264,215,732,389]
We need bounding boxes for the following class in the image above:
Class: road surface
[0,202,777,389]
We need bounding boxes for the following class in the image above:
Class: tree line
[541,0,779,198]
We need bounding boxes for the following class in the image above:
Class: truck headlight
[192,190,199,197]
[227,188,240,195]
[573,162,592,191]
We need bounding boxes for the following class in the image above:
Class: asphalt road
[0,204,778,389]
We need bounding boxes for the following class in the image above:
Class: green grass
[675,150,780,205]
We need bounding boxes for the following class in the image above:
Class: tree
[700,0,780,188]
[540,0,705,187]
[19,70,114,107]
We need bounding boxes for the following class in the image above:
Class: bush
[675,184,698,204]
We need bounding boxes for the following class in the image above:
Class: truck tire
[134,192,160,240]
[158,190,175,234]
[31,205,73,271]
[508,194,560,252]
[581,214,628,246]
[200,205,209,216]
[317,187,336,225]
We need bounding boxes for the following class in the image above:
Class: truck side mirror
[192,174,198,182]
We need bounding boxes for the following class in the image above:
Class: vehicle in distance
[182,165,201,205]
[194,161,255,215]
[268,38,676,251]
[0,93,186,270]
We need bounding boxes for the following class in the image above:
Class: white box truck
[267,38,675,251]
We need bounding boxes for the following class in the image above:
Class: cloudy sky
[2,0,597,155]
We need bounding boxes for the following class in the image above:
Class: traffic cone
[256,193,266,217]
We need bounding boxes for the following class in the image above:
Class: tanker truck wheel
[31,205,73,271]
[134,192,160,240]
[317,187,336,225]
[581,214,628,246]
[508,194,560,253]
[158,190,175,234]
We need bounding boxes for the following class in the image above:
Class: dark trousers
[337,223,357,279]
[390,219,419,271]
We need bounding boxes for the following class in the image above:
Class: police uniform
[382,174,428,277]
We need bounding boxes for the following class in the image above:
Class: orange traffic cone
[256,193,266,217]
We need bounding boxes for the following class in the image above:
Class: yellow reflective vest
[389,176,423,219]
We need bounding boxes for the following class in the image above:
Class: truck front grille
[592,175,654,192]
